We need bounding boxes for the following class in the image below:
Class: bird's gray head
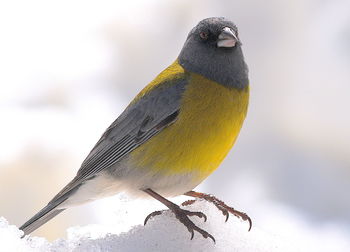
[178,17,249,89]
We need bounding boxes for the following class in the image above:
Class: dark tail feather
[20,204,66,236]
[20,178,82,236]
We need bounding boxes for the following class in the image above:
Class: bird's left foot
[183,191,252,231]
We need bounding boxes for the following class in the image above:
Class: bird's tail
[20,203,66,236]
[20,177,82,236]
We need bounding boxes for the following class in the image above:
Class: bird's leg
[183,191,252,231]
[143,188,215,243]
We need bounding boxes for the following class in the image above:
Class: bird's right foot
[144,205,215,243]
[183,191,252,231]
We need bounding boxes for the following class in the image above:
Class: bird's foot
[144,205,215,243]
[183,191,252,231]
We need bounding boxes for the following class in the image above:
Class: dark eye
[199,31,209,40]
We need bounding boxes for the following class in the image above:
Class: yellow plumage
[130,61,249,182]
[132,60,185,103]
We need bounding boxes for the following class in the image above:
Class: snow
[1,201,299,252]
[2,200,350,251]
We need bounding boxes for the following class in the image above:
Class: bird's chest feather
[130,74,249,180]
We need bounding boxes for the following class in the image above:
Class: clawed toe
[144,206,215,243]
[183,191,253,231]
[216,206,230,222]
[223,205,252,231]
[181,199,196,206]
[144,210,165,225]
[172,206,215,243]
[181,209,207,222]
[188,223,216,243]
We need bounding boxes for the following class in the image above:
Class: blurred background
[0,0,349,249]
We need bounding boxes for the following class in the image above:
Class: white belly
[59,158,201,208]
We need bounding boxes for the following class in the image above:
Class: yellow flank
[130,71,249,182]
[132,60,185,104]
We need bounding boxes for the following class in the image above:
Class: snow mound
[1,201,297,252]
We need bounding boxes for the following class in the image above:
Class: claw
[225,207,252,231]
[185,220,215,243]
[247,216,252,231]
[190,229,194,240]
[199,212,207,222]
[144,210,164,225]
[223,210,229,222]
[192,225,215,243]
[184,191,253,232]
[207,233,216,243]
[183,210,207,222]
[215,205,230,222]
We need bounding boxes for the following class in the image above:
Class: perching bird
[20,17,250,242]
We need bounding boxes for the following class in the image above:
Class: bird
[20,17,250,242]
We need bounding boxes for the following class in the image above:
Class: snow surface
[1,201,299,252]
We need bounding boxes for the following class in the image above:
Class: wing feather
[49,73,188,202]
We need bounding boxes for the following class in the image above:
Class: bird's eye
[199,32,209,40]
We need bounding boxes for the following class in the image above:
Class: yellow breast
[130,73,249,181]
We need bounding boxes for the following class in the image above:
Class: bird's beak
[217,27,238,48]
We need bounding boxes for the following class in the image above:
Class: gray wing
[49,74,188,203]
[20,74,188,236]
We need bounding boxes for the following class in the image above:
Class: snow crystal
[1,202,299,252]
